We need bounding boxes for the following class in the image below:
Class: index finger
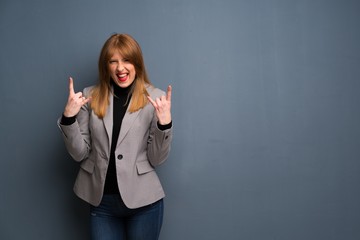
[166,85,172,101]
[69,77,75,95]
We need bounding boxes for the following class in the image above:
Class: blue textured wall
[1,0,360,239]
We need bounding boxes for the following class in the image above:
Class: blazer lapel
[117,85,154,146]
[117,99,141,147]
[103,90,114,153]
[106,84,152,149]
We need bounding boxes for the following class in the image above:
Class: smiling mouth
[117,73,128,82]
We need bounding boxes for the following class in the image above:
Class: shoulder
[83,85,96,96]
[146,84,165,98]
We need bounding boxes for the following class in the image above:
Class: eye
[109,60,117,64]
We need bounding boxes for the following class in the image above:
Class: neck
[112,80,133,96]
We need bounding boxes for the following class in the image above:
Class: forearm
[58,118,91,162]
[57,100,92,162]
[147,122,173,166]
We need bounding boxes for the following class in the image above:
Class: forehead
[109,50,124,59]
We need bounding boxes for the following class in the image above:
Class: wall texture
[1,0,360,239]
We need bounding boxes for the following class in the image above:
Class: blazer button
[117,154,123,160]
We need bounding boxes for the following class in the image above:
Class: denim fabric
[90,194,164,240]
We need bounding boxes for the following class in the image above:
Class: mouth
[117,73,128,82]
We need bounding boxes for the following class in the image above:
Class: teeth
[118,74,127,77]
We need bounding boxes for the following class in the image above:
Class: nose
[117,63,124,72]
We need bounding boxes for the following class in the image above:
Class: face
[109,51,136,88]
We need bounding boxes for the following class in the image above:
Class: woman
[58,33,173,240]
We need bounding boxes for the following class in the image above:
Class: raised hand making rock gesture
[63,77,91,118]
[147,85,172,125]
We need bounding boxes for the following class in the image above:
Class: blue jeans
[90,194,164,240]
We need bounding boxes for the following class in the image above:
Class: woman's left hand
[147,85,172,125]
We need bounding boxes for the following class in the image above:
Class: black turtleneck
[103,81,132,194]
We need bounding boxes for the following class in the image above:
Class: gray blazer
[58,85,172,208]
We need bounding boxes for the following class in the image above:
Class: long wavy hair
[90,33,152,118]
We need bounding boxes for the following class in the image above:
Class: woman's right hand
[63,77,91,117]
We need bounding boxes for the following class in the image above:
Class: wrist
[63,108,76,118]
[158,114,172,125]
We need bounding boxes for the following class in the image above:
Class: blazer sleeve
[146,90,173,167]
[57,87,92,162]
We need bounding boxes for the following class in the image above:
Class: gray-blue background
[1,0,359,239]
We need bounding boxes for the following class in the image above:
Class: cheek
[126,64,135,74]
[108,66,114,74]
[132,66,137,75]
